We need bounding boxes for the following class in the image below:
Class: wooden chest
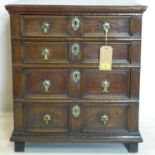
[5,0,146,152]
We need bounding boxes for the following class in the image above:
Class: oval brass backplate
[72,70,81,83]
[71,42,80,56]
[72,105,80,118]
[72,17,80,31]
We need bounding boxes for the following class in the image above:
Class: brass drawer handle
[42,80,51,93]
[103,22,110,33]
[71,42,80,56]
[72,17,80,31]
[72,105,80,118]
[42,48,50,60]
[101,114,109,126]
[72,71,81,83]
[101,80,110,93]
[42,22,50,34]
[43,114,51,125]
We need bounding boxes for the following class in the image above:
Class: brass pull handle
[42,22,50,34]
[42,80,51,93]
[101,114,109,126]
[72,105,80,118]
[101,80,110,93]
[71,42,80,56]
[43,114,51,125]
[72,71,81,83]
[72,17,80,31]
[42,48,50,60]
[103,22,110,34]
[103,22,110,45]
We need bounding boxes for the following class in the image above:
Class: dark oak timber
[125,143,138,153]
[5,1,146,152]
[15,142,25,152]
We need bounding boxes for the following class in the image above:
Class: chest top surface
[5,0,146,14]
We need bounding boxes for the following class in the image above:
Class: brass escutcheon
[71,42,80,56]
[72,17,80,31]
[72,71,81,83]
[72,105,80,118]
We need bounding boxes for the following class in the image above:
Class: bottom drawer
[23,103,129,134]
[24,104,69,132]
[81,104,128,133]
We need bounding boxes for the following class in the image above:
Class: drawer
[82,104,128,133]
[24,103,69,132]
[12,40,140,65]
[82,69,130,99]
[82,16,131,38]
[16,41,139,65]
[83,42,131,64]
[20,16,81,37]
[20,15,132,38]
[23,69,69,98]
[23,103,128,133]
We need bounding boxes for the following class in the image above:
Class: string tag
[99,46,113,71]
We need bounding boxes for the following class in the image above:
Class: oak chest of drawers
[5,0,146,152]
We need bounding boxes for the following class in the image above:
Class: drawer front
[21,16,69,37]
[24,104,69,132]
[82,16,131,37]
[82,104,128,133]
[82,69,130,99]
[22,42,69,63]
[20,15,132,38]
[14,41,140,65]
[83,42,131,64]
[23,69,69,98]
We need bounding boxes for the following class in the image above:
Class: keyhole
[74,47,77,51]
[74,21,77,26]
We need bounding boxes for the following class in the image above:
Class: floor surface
[0,112,155,155]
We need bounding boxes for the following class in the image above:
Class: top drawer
[20,15,140,38]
